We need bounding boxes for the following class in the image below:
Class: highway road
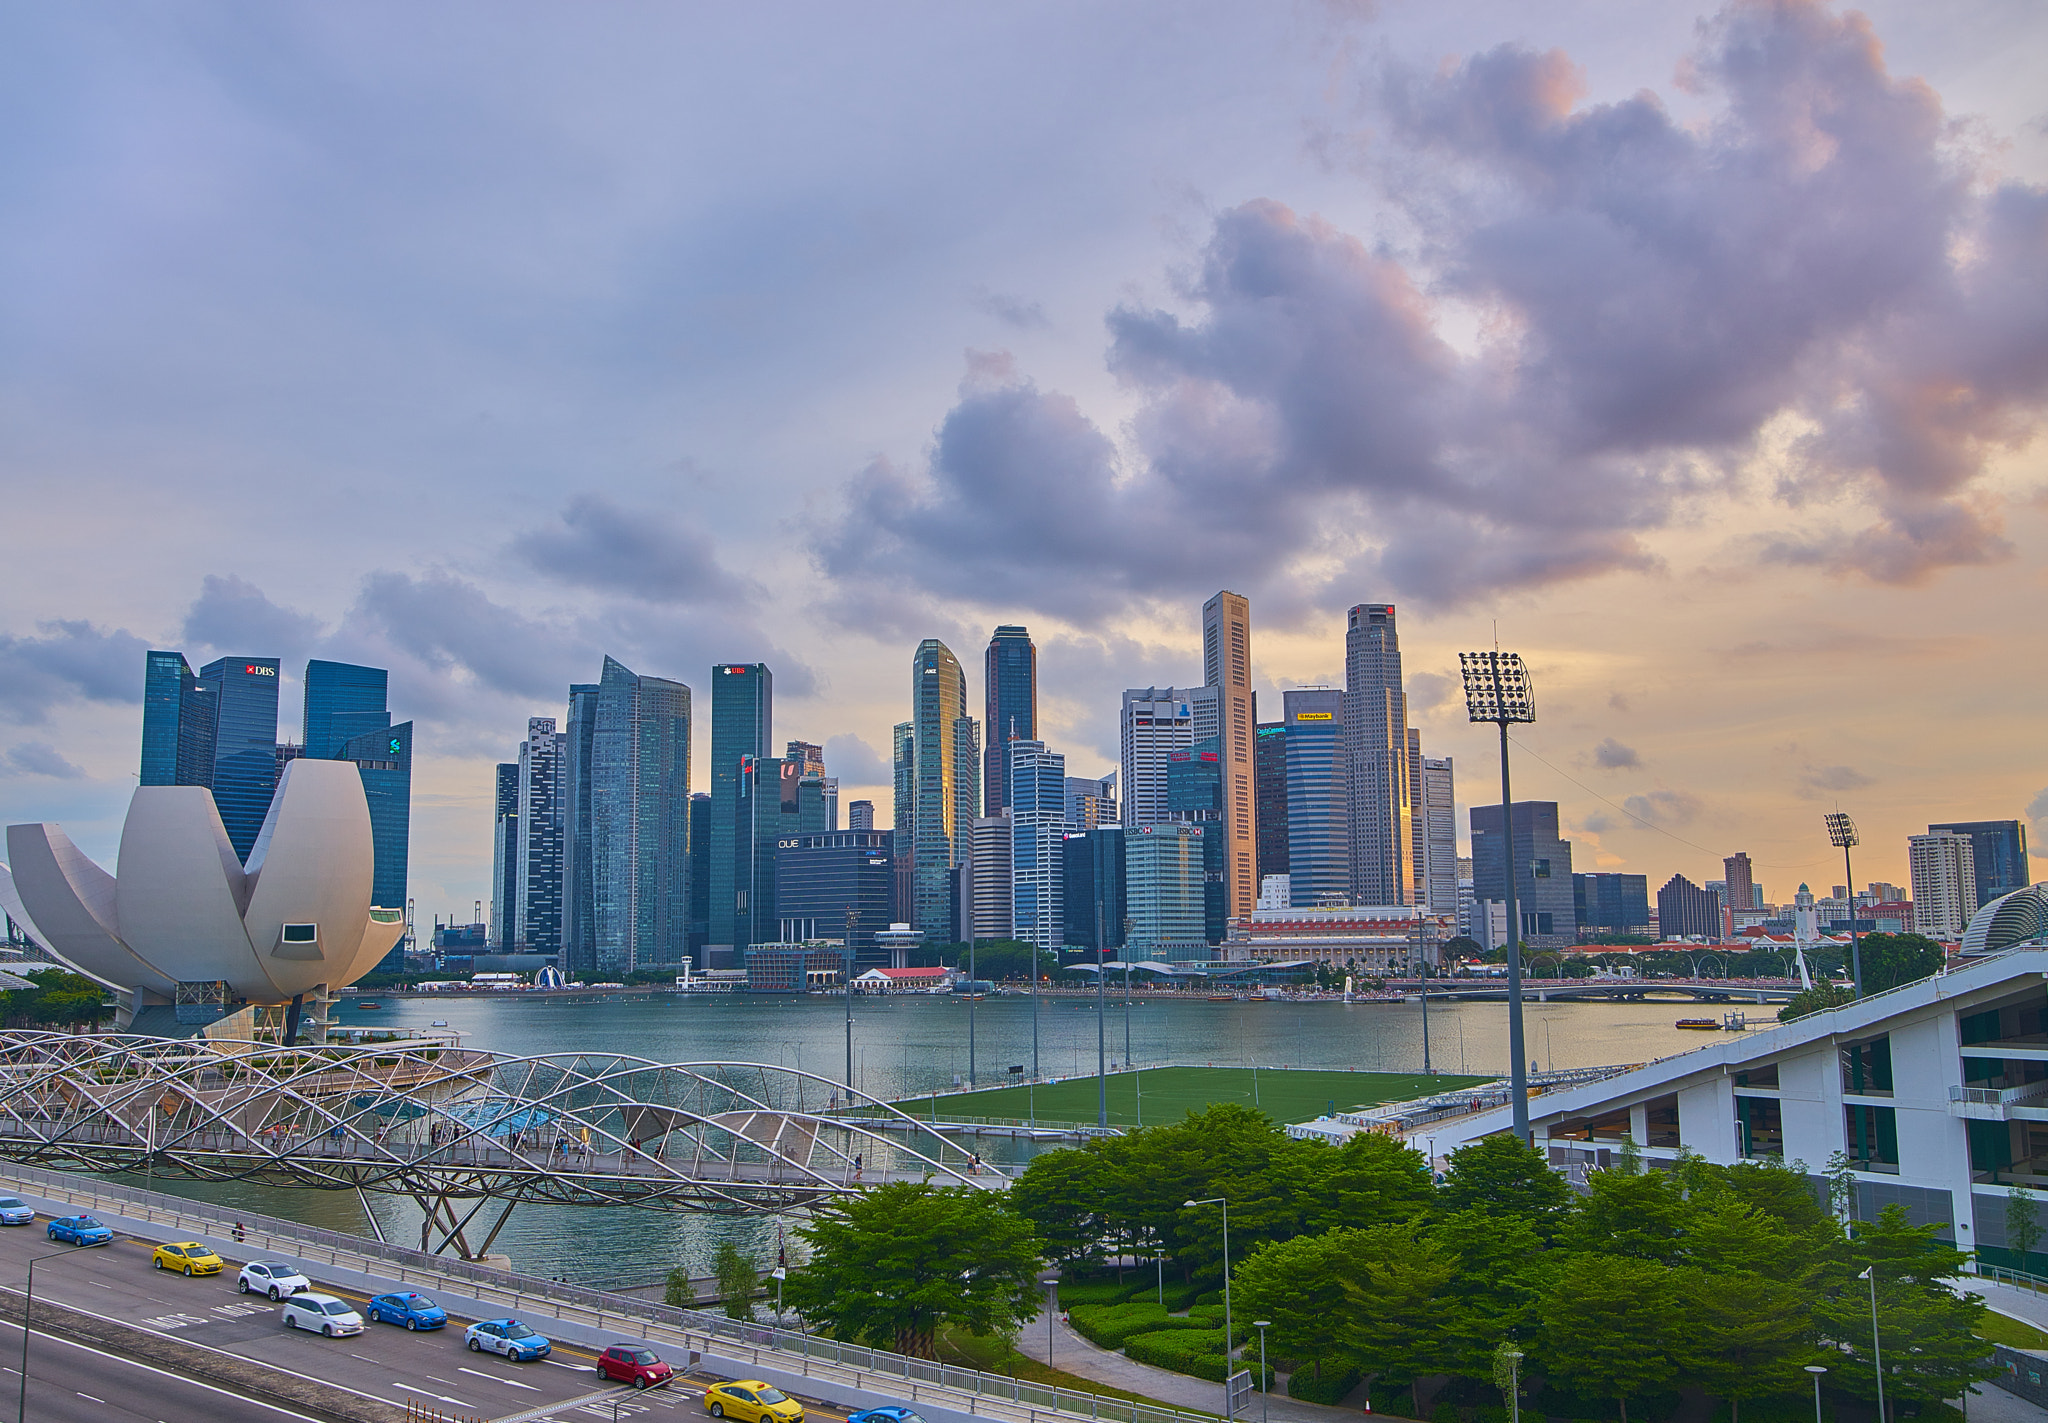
[0,1219,860,1423]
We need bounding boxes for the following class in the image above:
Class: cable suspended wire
[1505,734,1823,873]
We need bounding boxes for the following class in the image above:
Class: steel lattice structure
[0,1031,993,1251]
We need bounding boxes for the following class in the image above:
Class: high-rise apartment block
[1419,755,1456,913]
[1283,689,1347,910]
[1657,873,1721,940]
[983,626,1036,815]
[708,663,772,965]
[1927,820,2029,907]
[910,640,979,940]
[1343,604,1412,905]
[1722,852,1758,912]
[1471,800,1576,947]
[1201,591,1257,921]
[514,717,567,954]
[970,813,1012,942]
[1007,740,1066,952]
[1121,686,1221,829]
[1910,831,1979,938]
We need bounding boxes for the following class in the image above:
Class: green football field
[889,1065,1492,1128]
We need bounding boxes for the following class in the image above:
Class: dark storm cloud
[182,574,324,661]
[818,0,2048,622]
[511,495,761,608]
[0,620,149,723]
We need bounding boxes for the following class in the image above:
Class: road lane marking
[395,1382,477,1408]
[0,1322,324,1420]
[77,1393,106,1403]
[458,1365,541,1389]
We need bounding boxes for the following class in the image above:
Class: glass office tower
[1006,739,1066,952]
[1283,688,1348,909]
[141,651,215,788]
[303,661,390,759]
[983,626,1036,815]
[910,640,978,940]
[562,683,601,972]
[338,721,413,973]
[708,663,772,965]
[1167,736,1228,944]
[591,657,691,976]
[1062,827,1127,953]
[775,831,895,968]
[1928,820,2031,907]
[195,657,281,860]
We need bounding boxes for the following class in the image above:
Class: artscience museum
[0,759,404,1043]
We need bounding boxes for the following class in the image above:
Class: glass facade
[516,718,566,954]
[688,792,711,961]
[1006,740,1066,952]
[1124,822,1207,959]
[1471,800,1577,946]
[590,658,691,975]
[562,682,600,972]
[491,763,520,948]
[1167,735,1227,944]
[1343,604,1412,906]
[196,657,281,861]
[141,651,214,788]
[303,660,390,759]
[911,640,978,940]
[708,663,772,959]
[1574,872,1652,931]
[774,831,896,969]
[1062,827,1126,952]
[1284,689,1348,909]
[983,626,1036,816]
[1254,723,1288,878]
[1929,820,2031,906]
[338,721,412,974]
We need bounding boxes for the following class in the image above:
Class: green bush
[1122,1330,1271,1388]
[1066,1303,1212,1350]
[1369,1383,1415,1417]
[1053,1277,1149,1308]
[1472,1406,1508,1423]
[1431,1404,1461,1423]
[1287,1368,1361,1405]
[1708,1400,1836,1423]
[1194,1289,1225,1306]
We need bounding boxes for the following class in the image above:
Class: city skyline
[3,2,2045,922]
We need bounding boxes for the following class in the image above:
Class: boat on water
[430,1020,449,1028]
[1675,1017,1719,1030]
[356,1001,384,1011]
[1208,993,1237,1002]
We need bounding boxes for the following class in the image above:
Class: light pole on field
[1826,813,1863,994]
[1461,648,1536,1143]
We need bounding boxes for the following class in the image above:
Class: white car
[0,1196,34,1227]
[237,1261,311,1299]
[280,1293,365,1337]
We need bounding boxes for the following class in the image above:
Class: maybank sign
[1294,711,1333,721]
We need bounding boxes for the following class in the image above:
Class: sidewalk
[1971,1278,2048,1341]
[1015,1308,1373,1423]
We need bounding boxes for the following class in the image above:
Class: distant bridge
[1393,977,1802,1004]
[0,1031,997,1258]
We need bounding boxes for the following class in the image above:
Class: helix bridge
[0,1030,990,1258]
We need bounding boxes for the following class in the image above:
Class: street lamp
[1825,813,1863,995]
[1038,1270,1061,1366]
[1253,1321,1272,1423]
[844,907,860,1095]
[18,1249,83,1423]
[1804,1364,1827,1423]
[1185,1198,1234,1417]
[1461,649,1536,1143]
[771,1265,786,1327]
[1860,1266,1886,1423]
[1501,1349,1524,1423]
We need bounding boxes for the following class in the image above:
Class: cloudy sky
[3,0,2044,920]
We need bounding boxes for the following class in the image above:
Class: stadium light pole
[1185,1199,1233,1418]
[1461,650,1536,1144]
[1826,812,1863,995]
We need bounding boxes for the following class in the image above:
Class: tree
[1779,982,1857,1022]
[1302,1130,1434,1233]
[1429,1209,1546,1378]
[1534,1255,1680,1423]
[1234,1232,1367,1382]
[1856,933,1947,994]
[785,1181,1042,1358]
[2008,1183,2044,1268]
[1437,1134,1573,1239]
[713,1239,760,1321]
[1561,1166,1690,1263]
[1010,1139,1116,1267]
[0,968,112,1029]
[1335,1223,1460,1386]
[1677,1268,1818,1423]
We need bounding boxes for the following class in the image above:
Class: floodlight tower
[1825,812,1863,995]
[1461,650,1536,1144]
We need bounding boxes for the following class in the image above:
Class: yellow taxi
[704,1380,804,1423]
[151,1241,225,1276]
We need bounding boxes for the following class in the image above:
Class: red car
[595,1344,674,1389]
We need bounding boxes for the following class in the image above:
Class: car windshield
[259,1263,295,1275]
[505,1324,536,1340]
[321,1301,355,1315]
[629,1351,658,1365]
[405,1296,436,1309]
[76,1217,100,1227]
[0,1198,23,1209]
[756,1389,789,1404]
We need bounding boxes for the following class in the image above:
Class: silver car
[280,1292,365,1337]
[0,1196,34,1227]
[237,1261,311,1299]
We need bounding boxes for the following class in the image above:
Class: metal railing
[1951,1083,2048,1107]
[0,1162,1217,1423]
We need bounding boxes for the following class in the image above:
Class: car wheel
[153,1257,163,1270]
[468,1338,482,1352]
[406,1317,419,1331]
[238,1279,250,1294]
[285,1314,298,1330]
[711,1404,725,1416]
[324,1324,335,1338]
[183,1265,193,1277]
[634,1377,648,1390]
[270,1286,282,1301]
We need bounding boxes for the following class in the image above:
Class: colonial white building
[1418,886,2048,1257]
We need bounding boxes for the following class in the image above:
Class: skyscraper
[1167,736,1227,944]
[194,657,282,860]
[1343,603,1412,905]
[1007,739,1066,953]
[688,792,711,960]
[983,626,1037,816]
[303,660,391,759]
[1927,820,2030,907]
[1420,755,1456,913]
[1471,800,1576,946]
[910,640,978,940]
[337,721,413,970]
[1125,823,1208,960]
[1656,873,1720,940]
[1574,873,1651,932]
[847,800,876,831]
[1063,827,1126,953]
[1910,831,1979,938]
[591,657,691,975]
[971,814,1013,942]
[1254,722,1288,881]
[141,651,218,791]
[1722,852,1757,914]
[515,717,567,954]
[785,740,837,829]
[1201,591,1257,921]
[708,663,772,965]
[491,763,521,948]
[1064,773,1118,830]
[775,830,895,967]
[1283,689,1348,909]
[562,682,601,970]
[1121,686,1221,830]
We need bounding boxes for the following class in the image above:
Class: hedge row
[1122,1329,1274,1389]
[1066,1304,1213,1351]
[1287,1368,1361,1405]
[1051,1278,1151,1308]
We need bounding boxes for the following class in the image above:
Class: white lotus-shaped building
[1,759,404,1037]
